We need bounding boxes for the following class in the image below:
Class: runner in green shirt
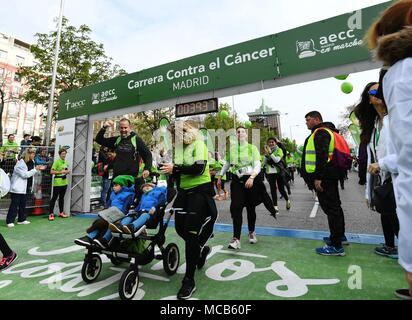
[264,137,291,213]
[217,127,277,250]
[160,121,217,300]
[49,149,70,221]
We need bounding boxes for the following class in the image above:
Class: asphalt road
[214,170,383,235]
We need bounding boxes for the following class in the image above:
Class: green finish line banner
[58,2,392,120]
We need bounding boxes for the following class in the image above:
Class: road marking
[310,197,319,218]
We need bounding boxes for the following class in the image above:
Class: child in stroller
[76,178,180,300]
[108,182,167,235]
[74,175,135,249]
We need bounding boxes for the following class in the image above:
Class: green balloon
[220,110,229,119]
[335,74,348,80]
[341,82,353,94]
[244,120,252,129]
[159,118,170,127]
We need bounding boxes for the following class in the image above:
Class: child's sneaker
[0,251,18,271]
[48,214,55,221]
[74,236,93,247]
[122,224,135,234]
[228,238,241,250]
[58,212,69,218]
[109,222,124,233]
[17,220,30,225]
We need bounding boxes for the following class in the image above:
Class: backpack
[326,129,352,171]
[115,135,139,160]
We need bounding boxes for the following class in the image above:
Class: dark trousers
[0,233,13,257]
[6,193,27,224]
[266,173,289,206]
[174,187,217,281]
[381,213,400,248]
[316,179,345,248]
[230,176,259,239]
[50,185,67,214]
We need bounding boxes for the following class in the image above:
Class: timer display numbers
[175,98,218,118]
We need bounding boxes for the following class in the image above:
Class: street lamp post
[45,0,65,146]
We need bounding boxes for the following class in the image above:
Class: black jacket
[95,128,152,178]
[301,123,340,187]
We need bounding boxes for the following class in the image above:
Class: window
[16,55,25,65]
[0,49,7,60]
[12,86,20,98]
[14,73,21,82]
[26,106,36,119]
[7,102,19,117]
[5,119,17,134]
[24,122,33,133]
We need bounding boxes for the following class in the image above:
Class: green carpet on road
[0,216,404,300]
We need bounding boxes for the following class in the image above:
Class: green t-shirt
[265,147,283,174]
[226,142,261,176]
[0,141,19,160]
[52,158,69,187]
[175,140,211,190]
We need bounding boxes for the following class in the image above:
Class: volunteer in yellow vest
[286,152,296,183]
[161,121,217,300]
[49,149,70,221]
[0,134,19,175]
[302,111,346,256]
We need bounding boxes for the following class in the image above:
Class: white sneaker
[228,238,241,250]
[7,223,15,228]
[286,200,291,210]
[17,220,30,225]
[274,206,279,215]
[249,231,257,244]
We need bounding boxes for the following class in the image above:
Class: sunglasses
[369,89,378,96]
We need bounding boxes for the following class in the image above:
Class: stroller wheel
[81,254,102,283]
[119,267,139,300]
[163,243,180,275]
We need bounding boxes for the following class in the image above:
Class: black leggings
[0,233,13,257]
[230,176,260,239]
[266,173,289,205]
[381,213,400,248]
[50,185,67,214]
[174,186,217,281]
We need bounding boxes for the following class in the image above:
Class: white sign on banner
[53,118,76,215]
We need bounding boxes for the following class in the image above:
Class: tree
[17,17,126,129]
[129,107,175,146]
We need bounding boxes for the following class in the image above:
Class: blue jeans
[101,179,111,208]
[121,212,151,231]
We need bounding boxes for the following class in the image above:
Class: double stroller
[76,183,180,300]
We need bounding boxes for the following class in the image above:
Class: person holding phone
[6,148,46,227]
[49,149,70,221]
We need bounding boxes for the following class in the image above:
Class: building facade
[0,32,46,143]
[247,99,282,138]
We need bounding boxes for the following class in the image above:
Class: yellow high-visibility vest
[304,128,335,173]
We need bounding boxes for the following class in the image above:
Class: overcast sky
[0,0,390,144]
